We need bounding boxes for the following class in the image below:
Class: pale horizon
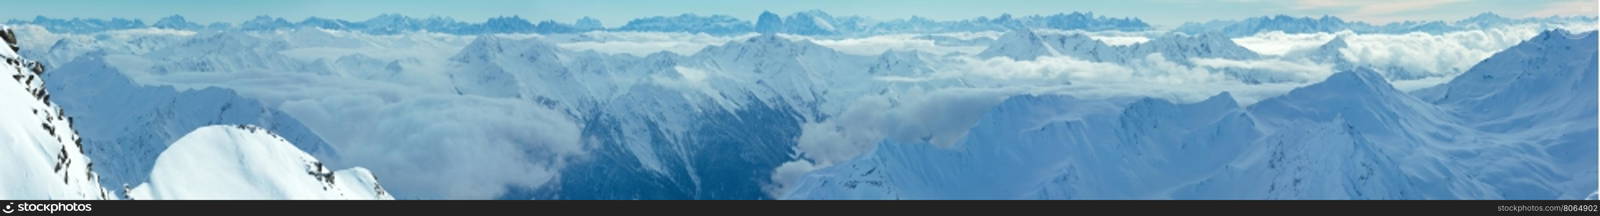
[4,0,1594,29]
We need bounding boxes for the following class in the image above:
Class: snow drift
[125,125,392,200]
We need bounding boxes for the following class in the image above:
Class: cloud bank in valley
[9,13,1591,199]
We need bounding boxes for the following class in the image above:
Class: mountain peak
[1463,12,1508,22]
[781,10,839,35]
[1432,30,1597,122]
[1535,29,1595,41]
[618,13,754,34]
[1243,67,1445,142]
[978,29,1063,61]
[1200,91,1241,109]
[1299,35,1349,63]
[153,15,204,30]
[756,11,784,34]
[1251,68,1401,113]
[702,34,837,58]
[483,16,535,33]
[1137,32,1260,61]
[1322,36,1349,49]
[1317,68,1393,93]
[575,16,604,29]
[371,13,410,21]
[452,35,559,63]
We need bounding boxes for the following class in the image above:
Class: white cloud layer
[553,31,757,56]
[1339,25,1550,78]
[1232,31,1341,56]
[134,71,586,200]
[1233,24,1573,80]
[20,20,1592,200]
[786,34,988,56]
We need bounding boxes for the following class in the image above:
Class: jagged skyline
[1,1,1594,200]
[4,0,1595,28]
[6,10,1592,37]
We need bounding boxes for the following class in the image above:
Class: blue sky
[4,0,1594,28]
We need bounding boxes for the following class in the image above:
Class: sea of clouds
[9,18,1592,199]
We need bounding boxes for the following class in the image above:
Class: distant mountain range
[786,30,1598,199]
[2,9,1593,200]
[13,10,1155,35]
[0,27,388,200]
[1176,12,1597,37]
[11,11,1592,37]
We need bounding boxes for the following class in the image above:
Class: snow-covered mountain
[616,11,1152,36]
[45,53,340,191]
[7,11,1153,36]
[12,11,1590,38]
[1428,29,1598,128]
[0,26,112,199]
[152,15,205,30]
[9,14,601,35]
[1285,35,1349,67]
[783,30,1598,199]
[774,10,844,35]
[6,16,149,34]
[125,125,391,200]
[8,10,1592,200]
[0,25,387,200]
[619,14,755,35]
[442,33,872,199]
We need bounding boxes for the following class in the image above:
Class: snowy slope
[12,11,1585,37]
[438,30,996,199]
[976,29,1068,61]
[1432,30,1598,129]
[0,26,112,199]
[784,30,1598,199]
[2,24,389,200]
[446,34,872,199]
[12,11,1592,200]
[44,53,340,191]
[126,125,392,200]
[782,92,1260,199]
